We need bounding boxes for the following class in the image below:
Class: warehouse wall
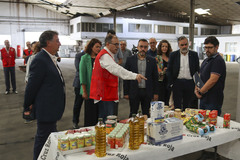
[0,1,70,51]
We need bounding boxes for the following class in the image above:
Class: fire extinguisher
[17,45,21,57]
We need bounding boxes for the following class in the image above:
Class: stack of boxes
[147,101,183,145]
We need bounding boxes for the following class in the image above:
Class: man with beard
[195,36,226,116]
[167,36,199,111]
[124,39,158,118]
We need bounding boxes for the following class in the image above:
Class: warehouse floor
[0,58,237,160]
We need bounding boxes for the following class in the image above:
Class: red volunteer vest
[90,49,118,101]
[23,49,33,64]
[1,47,15,67]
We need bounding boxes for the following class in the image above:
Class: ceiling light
[47,0,66,4]
[127,4,144,10]
[195,8,211,15]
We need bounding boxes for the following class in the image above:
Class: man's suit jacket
[167,49,199,86]
[72,51,85,88]
[124,54,158,99]
[23,49,66,122]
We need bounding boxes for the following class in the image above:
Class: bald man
[147,38,157,57]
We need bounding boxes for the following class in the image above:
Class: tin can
[209,110,218,125]
[60,136,69,151]
[69,134,78,150]
[106,120,116,134]
[84,133,92,147]
[77,134,84,148]
[223,113,231,128]
[107,115,117,121]
[198,110,206,122]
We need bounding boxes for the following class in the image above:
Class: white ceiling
[21,0,240,25]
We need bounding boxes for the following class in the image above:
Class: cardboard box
[147,117,183,145]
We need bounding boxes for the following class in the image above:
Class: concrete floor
[0,58,237,160]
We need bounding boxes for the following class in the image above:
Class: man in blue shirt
[195,36,226,116]
[146,37,157,57]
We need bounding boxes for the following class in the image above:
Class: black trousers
[172,79,195,111]
[129,88,151,118]
[3,66,16,91]
[158,81,170,106]
[34,121,57,160]
[84,99,98,127]
[72,87,84,124]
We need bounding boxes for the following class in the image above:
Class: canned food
[223,113,231,128]
[105,120,116,134]
[107,115,117,121]
[69,134,77,150]
[60,136,69,151]
[77,134,84,148]
[84,133,92,147]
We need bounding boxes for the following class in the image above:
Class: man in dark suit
[23,30,65,160]
[167,36,199,111]
[72,50,85,129]
[124,39,158,118]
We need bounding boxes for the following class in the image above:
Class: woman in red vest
[1,40,17,94]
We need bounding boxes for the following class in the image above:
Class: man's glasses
[204,46,214,50]
[180,43,188,46]
[110,43,119,47]
[139,45,148,49]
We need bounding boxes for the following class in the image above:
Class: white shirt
[100,47,137,80]
[177,51,192,79]
[94,47,137,103]
[43,48,64,82]
[25,54,36,83]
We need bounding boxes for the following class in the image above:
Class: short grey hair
[105,34,118,45]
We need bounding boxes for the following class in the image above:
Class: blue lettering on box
[159,124,168,135]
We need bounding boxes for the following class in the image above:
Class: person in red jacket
[1,40,17,94]
[23,41,33,65]
[90,34,146,122]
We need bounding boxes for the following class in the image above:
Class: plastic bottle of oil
[95,118,106,157]
[129,114,140,150]
[137,110,145,144]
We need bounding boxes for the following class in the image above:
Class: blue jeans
[200,101,222,116]
[98,101,115,123]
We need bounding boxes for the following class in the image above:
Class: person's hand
[82,92,88,100]
[124,95,129,99]
[24,105,33,116]
[153,94,158,101]
[136,74,147,83]
[194,87,202,99]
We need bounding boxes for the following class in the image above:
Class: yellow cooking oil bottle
[137,110,145,144]
[129,114,140,150]
[95,118,106,157]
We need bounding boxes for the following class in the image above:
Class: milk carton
[147,117,183,145]
[150,101,164,123]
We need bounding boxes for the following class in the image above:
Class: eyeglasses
[204,46,214,50]
[110,43,119,47]
[139,45,148,49]
[180,43,188,46]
